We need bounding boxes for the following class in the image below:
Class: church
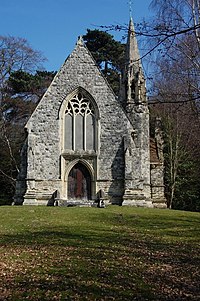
[14,18,166,208]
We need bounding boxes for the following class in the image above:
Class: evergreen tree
[0,70,55,204]
[83,29,125,95]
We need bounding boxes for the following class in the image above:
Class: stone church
[14,18,166,208]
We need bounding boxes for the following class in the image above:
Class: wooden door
[68,163,91,200]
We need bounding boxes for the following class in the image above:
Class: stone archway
[67,163,91,200]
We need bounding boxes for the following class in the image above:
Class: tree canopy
[0,36,54,204]
[0,35,46,94]
[83,29,125,94]
[148,0,200,211]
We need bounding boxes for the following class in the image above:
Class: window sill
[61,150,97,159]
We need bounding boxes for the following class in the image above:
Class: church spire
[120,16,146,109]
[126,1,140,69]
[126,17,141,71]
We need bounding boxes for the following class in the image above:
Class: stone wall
[150,164,167,208]
[14,40,166,208]
[15,41,134,205]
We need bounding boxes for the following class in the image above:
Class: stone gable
[14,32,166,208]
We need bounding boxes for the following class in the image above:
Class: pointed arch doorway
[67,163,91,201]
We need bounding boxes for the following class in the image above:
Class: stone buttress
[119,18,152,206]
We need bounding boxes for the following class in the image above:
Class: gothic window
[64,92,96,151]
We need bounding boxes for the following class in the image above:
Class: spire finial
[128,0,133,18]
[76,36,84,46]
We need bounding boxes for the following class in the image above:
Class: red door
[68,163,91,200]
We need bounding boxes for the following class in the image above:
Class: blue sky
[1,0,152,71]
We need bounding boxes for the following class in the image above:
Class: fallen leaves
[0,206,200,300]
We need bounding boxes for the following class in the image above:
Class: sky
[1,0,153,71]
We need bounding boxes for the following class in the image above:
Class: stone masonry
[14,19,166,208]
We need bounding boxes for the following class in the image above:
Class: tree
[0,36,47,204]
[8,70,56,96]
[0,69,56,204]
[151,98,200,210]
[145,1,200,211]
[83,29,125,94]
[0,113,26,204]
[148,0,200,104]
[0,35,46,98]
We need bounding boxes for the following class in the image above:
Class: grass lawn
[0,206,199,300]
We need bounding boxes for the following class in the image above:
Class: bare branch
[0,169,16,186]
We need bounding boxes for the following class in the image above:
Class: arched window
[64,91,96,151]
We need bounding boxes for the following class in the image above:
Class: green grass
[0,206,199,300]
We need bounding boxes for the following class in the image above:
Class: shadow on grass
[1,223,200,268]
[0,208,200,300]
[1,225,199,301]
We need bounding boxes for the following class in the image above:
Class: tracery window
[64,92,96,151]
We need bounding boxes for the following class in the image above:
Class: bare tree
[0,35,46,97]
[148,0,200,99]
[151,100,200,209]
